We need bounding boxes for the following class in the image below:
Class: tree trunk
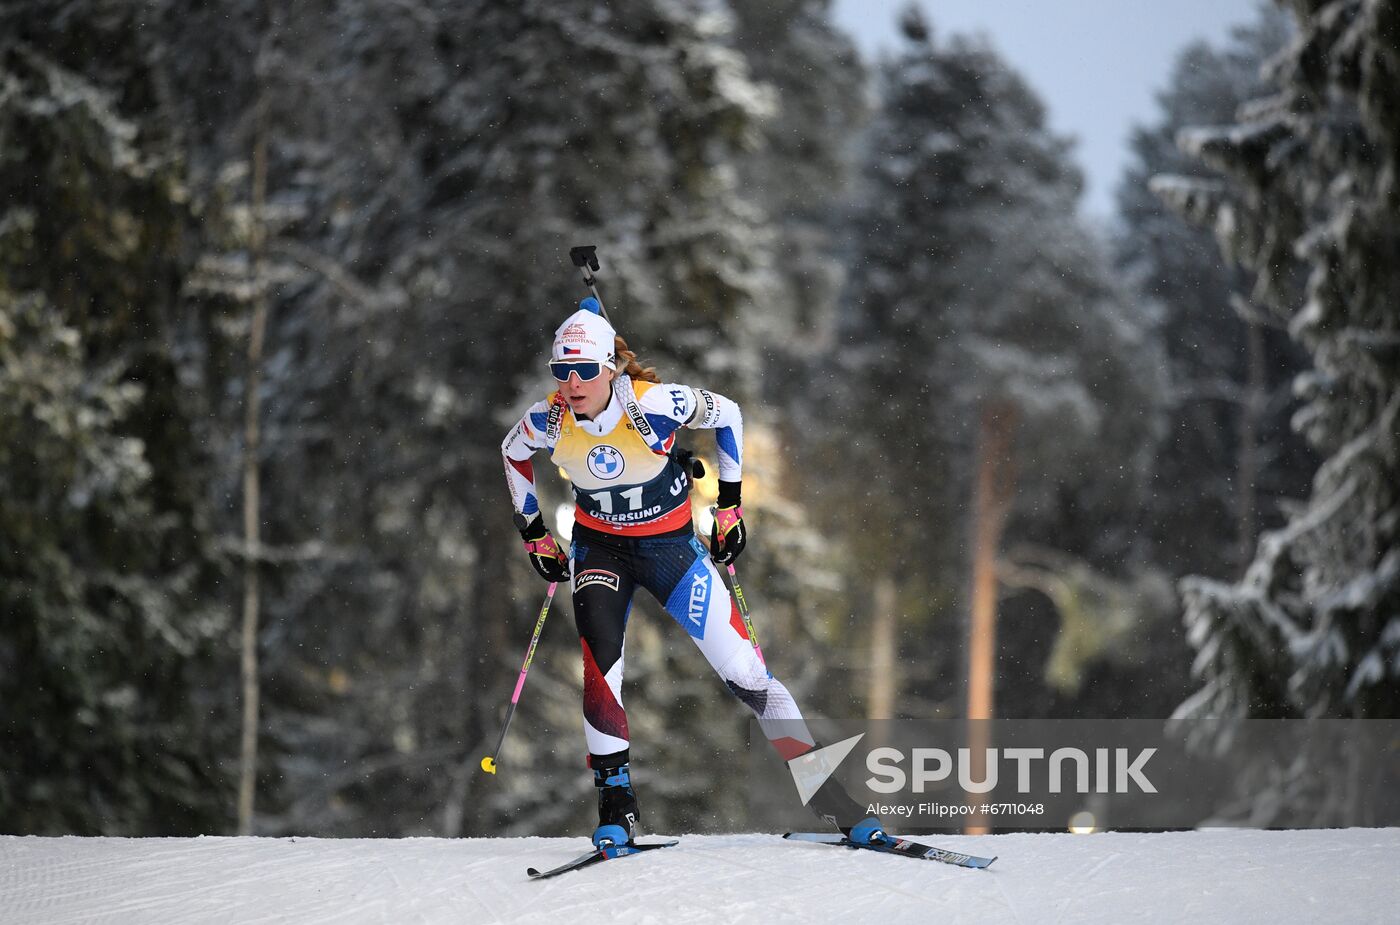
[442,516,515,836]
[237,95,270,837]
[1237,313,1264,569]
[965,400,1017,835]
[867,571,899,719]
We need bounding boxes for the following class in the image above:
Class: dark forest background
[1,0,1395,838]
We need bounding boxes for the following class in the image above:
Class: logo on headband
[559,323,591,344]
[562,346,583,356]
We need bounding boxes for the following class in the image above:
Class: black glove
[709,480,746,566]
[515,512,571,583]
[670,447,706,480]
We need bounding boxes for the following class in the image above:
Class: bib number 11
[590,486,644,514]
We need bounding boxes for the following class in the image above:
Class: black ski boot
[807,766,887,846]
[591,757,639,848]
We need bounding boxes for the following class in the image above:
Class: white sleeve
[684,387,743,482]
[634,383,698,443]
[501,401,551,517]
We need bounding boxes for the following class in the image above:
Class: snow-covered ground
[2,829,1396,924]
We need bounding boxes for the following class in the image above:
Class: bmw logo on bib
[587,445,625,481]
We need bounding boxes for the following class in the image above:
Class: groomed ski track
[2,829,1396,924]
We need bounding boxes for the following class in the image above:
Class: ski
[526,839,679,880]
[783,832,996,869]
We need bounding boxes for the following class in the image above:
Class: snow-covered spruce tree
[1154,0,1400,821]
[729,0,866,345]
[721,0,870,734]
[1118,7,1314,581]
[832,8,1167,723]
[822,9,991,716]
[0,23,231,834]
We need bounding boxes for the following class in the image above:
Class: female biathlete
[501,298,880,848]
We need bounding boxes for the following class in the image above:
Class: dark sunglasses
[549,361,605,382]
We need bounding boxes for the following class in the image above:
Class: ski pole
[569,244,611,322]
[480,580,558,774]
[711,505,765,666]
[727,563,765,666]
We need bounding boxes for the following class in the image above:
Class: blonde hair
[614,335,661,384]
